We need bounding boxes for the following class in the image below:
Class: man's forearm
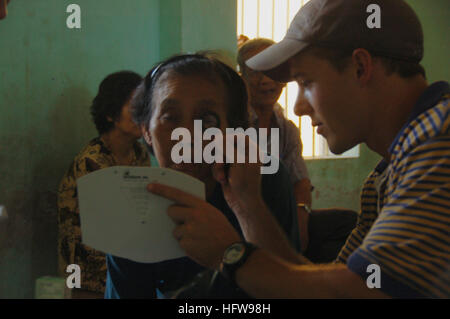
[294,178,312,206]
[233,198,309,264]
[234,248,389,299]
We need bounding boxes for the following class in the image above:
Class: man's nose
[293,88,313,117]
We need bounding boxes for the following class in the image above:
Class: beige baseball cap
[246,0,424,82]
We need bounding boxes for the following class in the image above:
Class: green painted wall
[305,0,450,212]
[181,0,237,64]
[306,147,381,211]
[159,0,237,64]
[407,0,450,83]
[159,0,182,60]
[0,0,160,298]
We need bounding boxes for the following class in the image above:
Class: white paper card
[77,166,205,263]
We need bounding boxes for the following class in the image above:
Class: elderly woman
[105,54,300,299]
[57,71,151,295]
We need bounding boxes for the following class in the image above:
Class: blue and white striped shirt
[339,82,450,298]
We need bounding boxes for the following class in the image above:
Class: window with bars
[237,0,359,159]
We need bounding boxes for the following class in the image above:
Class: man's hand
[147,183,241,270]
[212,134,264,214]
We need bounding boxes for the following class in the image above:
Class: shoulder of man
[391,94,449,164]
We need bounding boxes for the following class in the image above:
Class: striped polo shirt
[337,81,450,298]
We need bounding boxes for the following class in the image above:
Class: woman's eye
[300,80,311,88]
[161,113,177,122]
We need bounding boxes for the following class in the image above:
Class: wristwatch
[220,242,257,284]
[297,203,312,214]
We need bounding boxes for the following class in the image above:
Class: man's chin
[328,140,357,155]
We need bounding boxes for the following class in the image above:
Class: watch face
[223,243,245,264]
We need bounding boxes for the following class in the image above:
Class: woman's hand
[147,183,241,270]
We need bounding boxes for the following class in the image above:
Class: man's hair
[90,71,142,135]
[237,38,275,75]
[132,53,250,133]
[306,46,426,78]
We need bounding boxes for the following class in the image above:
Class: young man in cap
[148,0,449,298]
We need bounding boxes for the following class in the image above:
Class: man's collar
[375,81,449,174]
[388,81,450,154]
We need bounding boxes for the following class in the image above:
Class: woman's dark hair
[131,54,250,132]
[90,71,143,135]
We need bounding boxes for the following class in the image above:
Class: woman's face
[113,98,142,139]
[243,46,285,109]
[143,71,229,192]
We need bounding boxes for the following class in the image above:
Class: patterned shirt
[57,137,150,294]
[337,82,450,298]
[251,104,310,184]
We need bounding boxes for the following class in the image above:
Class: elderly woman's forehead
[157,68,222,83]
[154,69,226,93]
[153,71,228,104]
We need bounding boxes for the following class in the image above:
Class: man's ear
[141,125,152,147]
[351,48,374,86]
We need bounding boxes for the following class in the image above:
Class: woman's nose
[260,73,275,85]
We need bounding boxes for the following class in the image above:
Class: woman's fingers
[212,163,227,185]
[147,183,205,208]
[167,205,194,225]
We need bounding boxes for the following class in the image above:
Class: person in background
[238,38,312,252]
[237,34,249,48]
[57,71,150,296]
